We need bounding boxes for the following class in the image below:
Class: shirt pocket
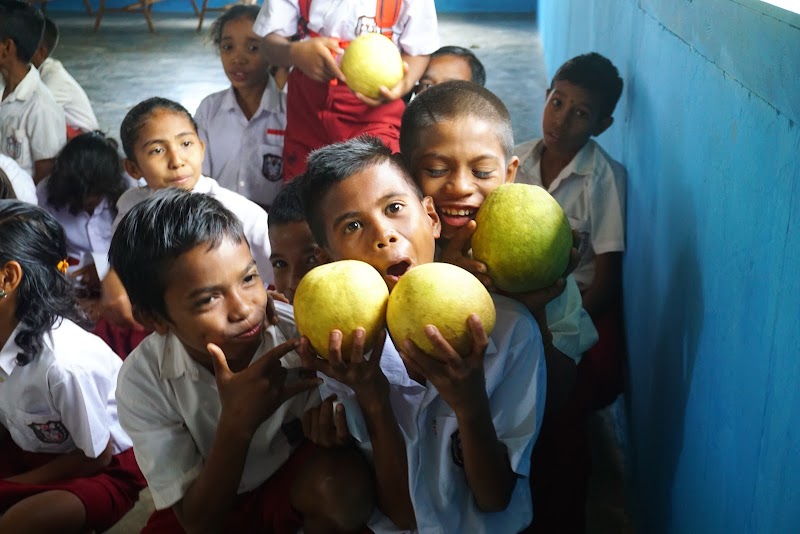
[260,130,284,183]
[11,409,75,454]
[2,126,31,172]
[567,215,592,260]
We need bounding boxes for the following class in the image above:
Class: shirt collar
[529,138,597,190]
[3,66,41,103]
[0,323,24,376]
[221,76,285,116]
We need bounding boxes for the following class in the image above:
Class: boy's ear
[134,308,169,335]
[421,196,441,240]
[123,158,143,180]
[593,116,614,137]
[505,155,520,184]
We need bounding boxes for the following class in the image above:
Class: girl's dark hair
[46,131,127,215]
[209,4,260,47]
[0,200,88,365]
[120,97,198,161]
[0,0,44,63]
[0,168,16,199]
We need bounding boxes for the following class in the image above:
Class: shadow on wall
[623,88,704,534]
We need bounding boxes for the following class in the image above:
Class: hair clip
[57,259,69,275]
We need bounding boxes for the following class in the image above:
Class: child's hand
[290,37,346,83]
[399,314,490,416]
[439,220,494,290]
[268,289,290,305]
[298,328,389,400]
[302,395,352,447]
[208,340,322,436]
[354,61,410,107]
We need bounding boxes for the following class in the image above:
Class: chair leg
[196,0,209,32]
[189,0,200,16]
[84,0,93,15]
[94,0,105,31]
[141,0,156,33]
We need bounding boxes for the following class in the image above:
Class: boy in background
[299,135,546,533]
[31,16,100,139]
[0,0,65,184]
[414,45,485,95]
[110,189,375,533]
[254,0,439,180]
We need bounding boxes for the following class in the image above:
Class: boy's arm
[263,33,346,83]
[4,442,113,484]
[581,251,622,319]
[354,53,429,106]
[33,159,55,185]
[298,329,416,530]
[172,341,320,533]
[99,268,143,330]
[400,316,516,512]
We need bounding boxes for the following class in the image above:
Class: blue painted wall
[537,0,800,532]
[56,0,536,13]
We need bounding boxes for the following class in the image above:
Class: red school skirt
[0,440,147,531]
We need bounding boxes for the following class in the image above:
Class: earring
[0,289,6,299]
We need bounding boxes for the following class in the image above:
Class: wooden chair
[93,0,201,33]
[196,0,257,33]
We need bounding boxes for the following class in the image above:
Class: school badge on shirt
[5,135,21,160]
[262,154,283,182]
[28,420,70,444]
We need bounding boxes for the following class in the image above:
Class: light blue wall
[537,0,800,532]
[56,0,535,13]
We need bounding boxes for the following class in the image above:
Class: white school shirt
[514,138,627,291]
[113,176,274,285]
[0,153,36,204]
[0,319,132,457]
[0,66,66,176]
[195,76,286,207]
[320,294,546,534]
[115,302,318,510]
[254,0,440,57]
[38,57,100,134]
[546,274,597,363]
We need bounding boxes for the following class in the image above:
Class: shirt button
[240,181,245,187]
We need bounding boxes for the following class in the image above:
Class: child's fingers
[367,328,387,369]
[317,396,334,437]
[256,338,301,374]
[207,343,233,382]
[302,409,313,439]
[466,314,489,362]
[420,324,462,365]
[327,330,346,369]
[349,328,366,364]
[279,377,323,404]
[445,220,477,256]
[334,402,349,442]
[398,340,432,379]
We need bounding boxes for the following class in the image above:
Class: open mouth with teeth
[439,206,478,229]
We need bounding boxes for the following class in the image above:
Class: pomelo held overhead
[340,33,404,99]
[294,260,389,359]
[387,263,496,360]
[472,183,572,292]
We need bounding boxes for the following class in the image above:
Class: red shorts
[580,305,626,410]
[0,441,147,531]
[142,441,317,533]
[282,68,405,181]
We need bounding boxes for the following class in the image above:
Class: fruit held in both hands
[294,260,389,359]
[386,263,496,360]
[471,183,573,292]
[340,33,404,99]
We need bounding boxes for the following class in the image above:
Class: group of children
[0,0,627,532]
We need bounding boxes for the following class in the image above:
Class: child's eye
[148,147,164,155]
[221,44,233,51]
[193,295,217,309]
[575,109,590,118]
[306,255,319,265]
[249,45,260,52]
[344,220,363,233]
[386,202,403,214]
[182,140,193,147]
[425,168,447,178]
[271,260,287,269]
[473,170,494,179]
[551,98,562,107]
[243,273,260,284]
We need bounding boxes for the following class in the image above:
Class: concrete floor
[45,10,628,533]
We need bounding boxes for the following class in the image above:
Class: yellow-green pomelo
[294,260,389,359]
[386,263,496,360]
[472,183,572,292]
[340,33,403,99]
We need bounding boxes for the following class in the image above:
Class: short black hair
[109,189,247,320]
[41,15,58,53]
[0,0,44,63]
[551,52,623,118]
[0,168,15,199]
[120,97,198,161]
[430,46,486,87]
[400,80,514,163]
[0,200,88,365]
[301,135,420,247]
[268,179,305,229]
[47,131,127,215]
[209,4,260,47]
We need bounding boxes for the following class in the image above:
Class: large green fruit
[294,260,389,359]
[387,263,496,360]
[340,33,404,99]
[472,183,572,292]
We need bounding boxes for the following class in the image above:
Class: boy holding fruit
[109,189,375,533]
[298,135,546,533]
[254,0,439,180]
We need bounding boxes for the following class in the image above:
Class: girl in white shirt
[0,200,146,533]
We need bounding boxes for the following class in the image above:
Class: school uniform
[0,153,36,204]
[0,66,66,176]
[195,76,286,208]
[0,319,146,531]
[38,57,100,135]
[113,176,274,285]
[320,294,546,533]
[514,138,626,291]
[116,302,318,529]
[253,0,440,180]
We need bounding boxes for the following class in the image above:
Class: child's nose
[449,170,474,196]
[373,224,399,250]
[227,290,252,322]
[167,149,184,168]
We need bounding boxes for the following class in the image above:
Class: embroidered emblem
[262,154,283,182]
[355,16,379,36]
[450,429,464,467]
[5,135,21,160]
[28,420,70,444]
